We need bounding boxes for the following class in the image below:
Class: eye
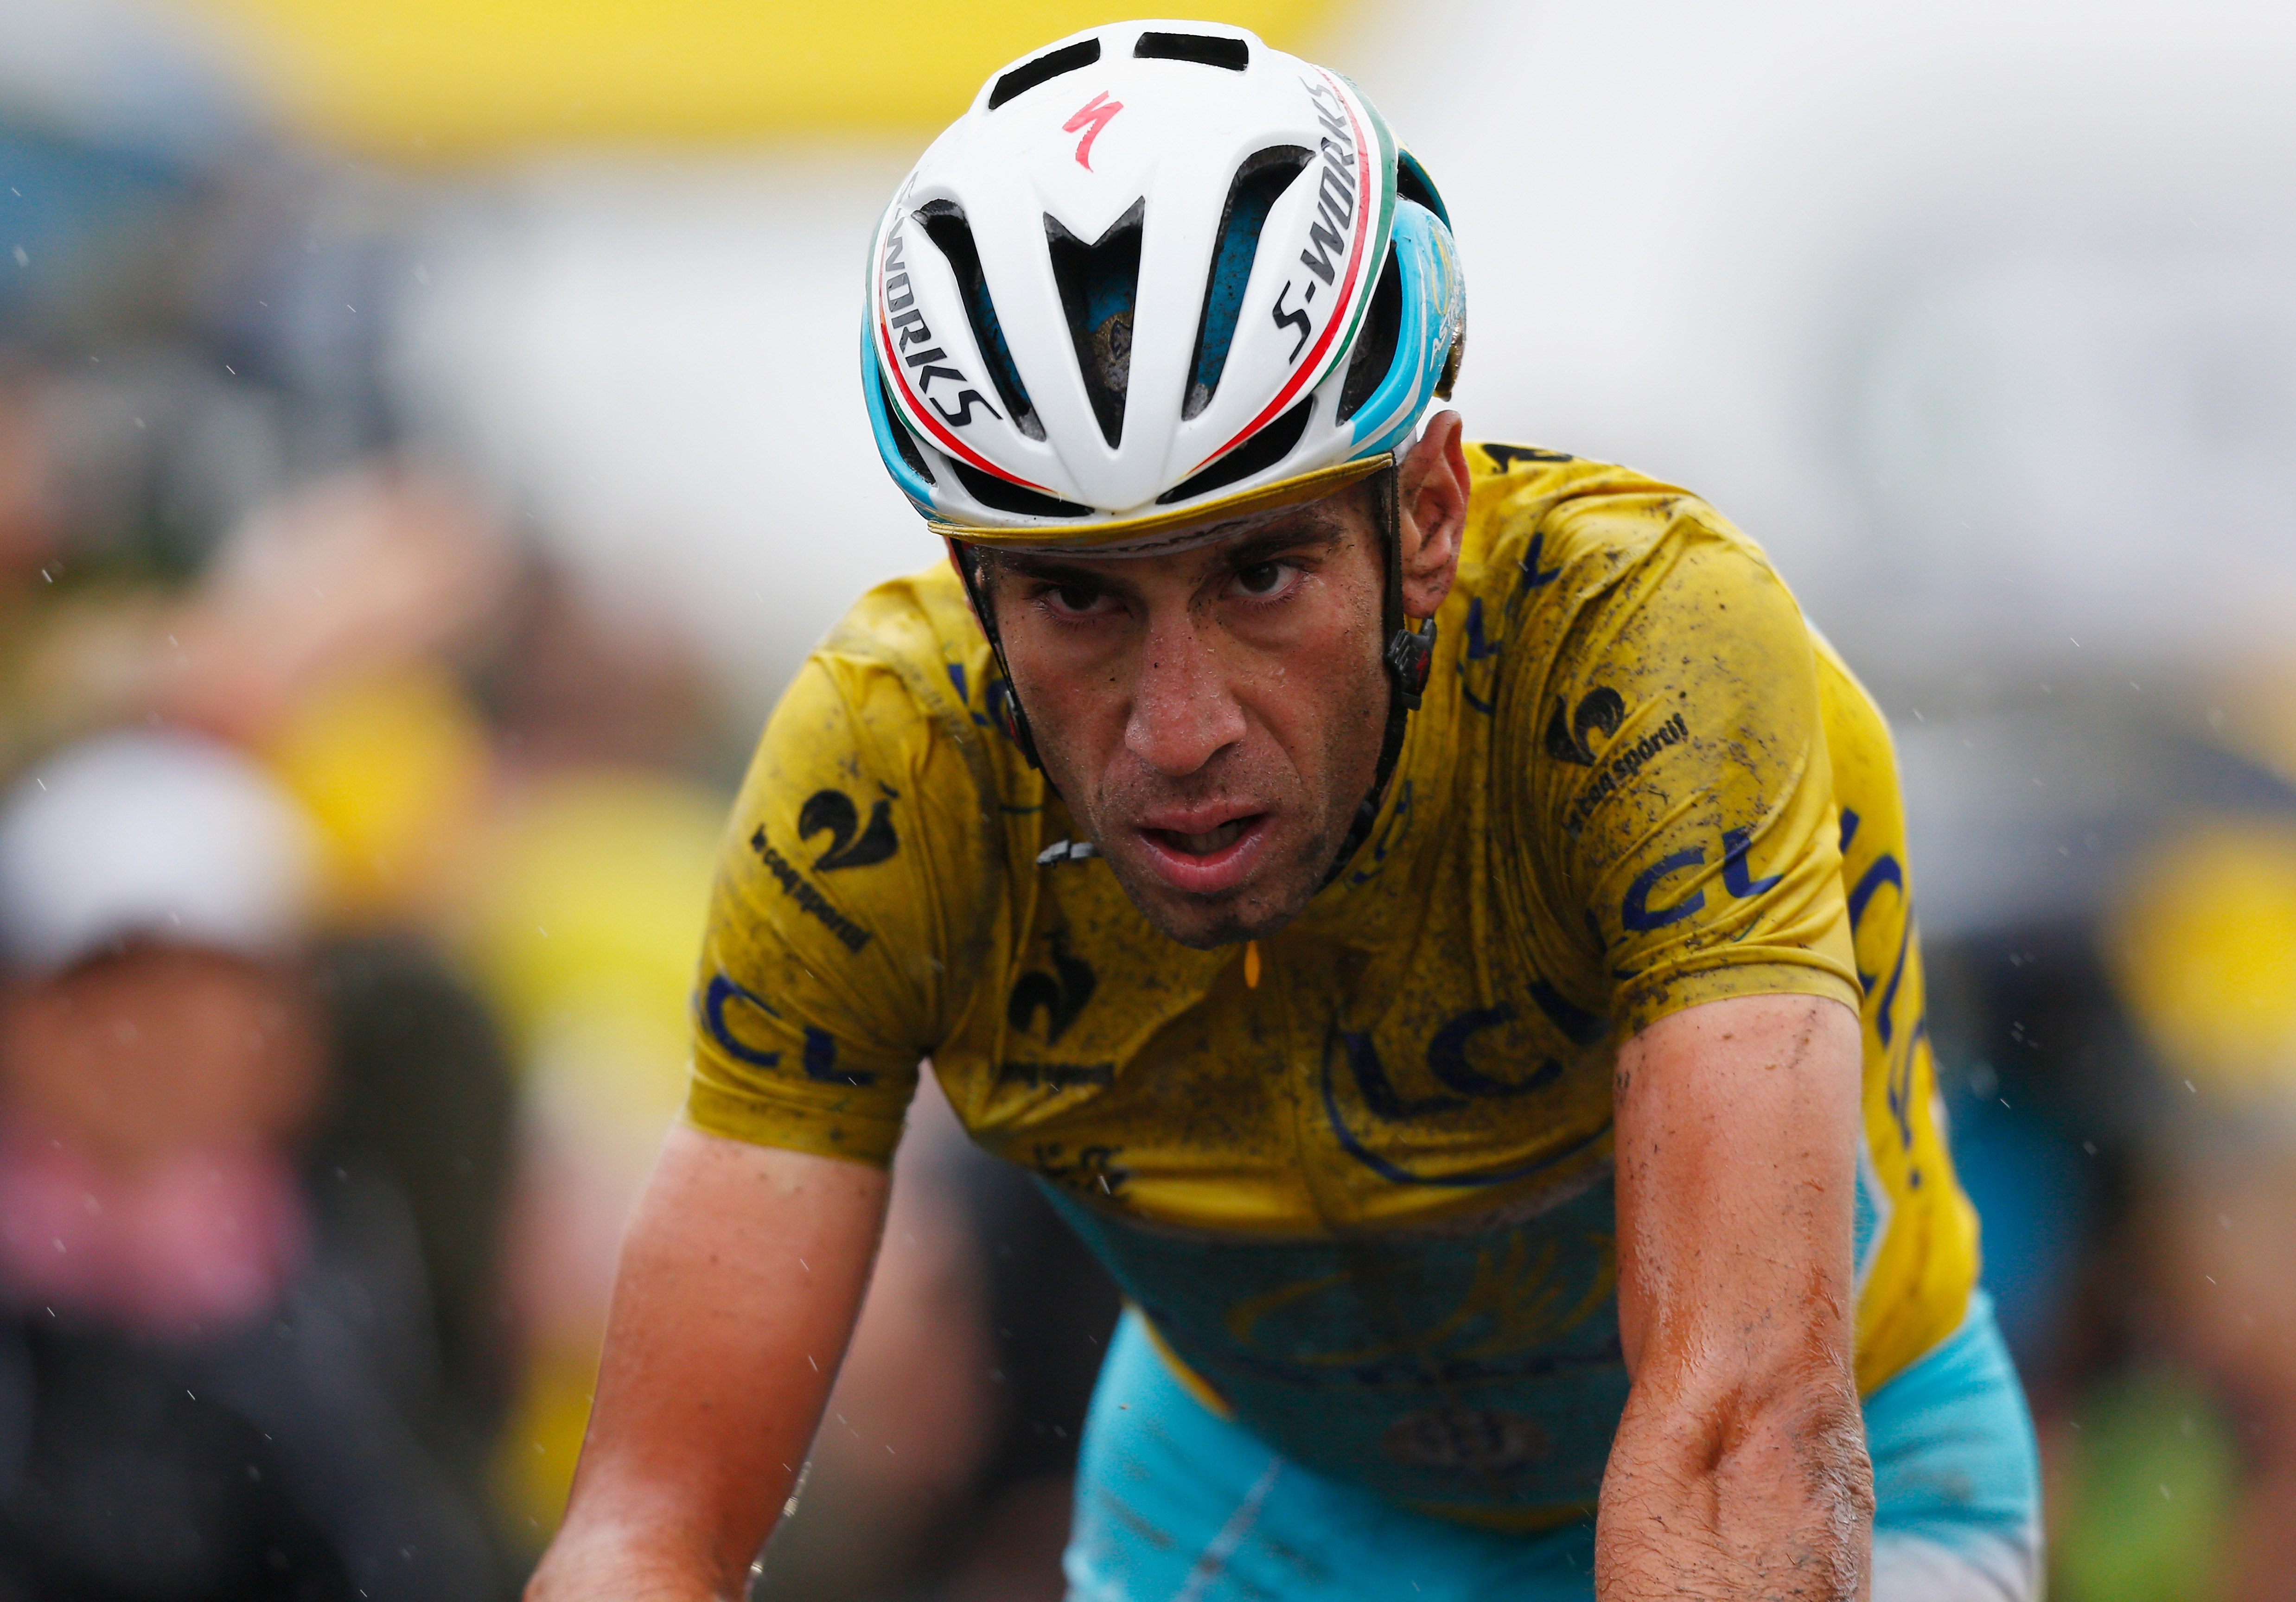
[1232,560,1295,598]
[1039,581,1109,618]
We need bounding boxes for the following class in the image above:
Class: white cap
[0,729,318,973]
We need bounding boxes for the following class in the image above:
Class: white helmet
[862,19,1465,553]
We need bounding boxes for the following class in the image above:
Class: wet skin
[979,414,1470,950]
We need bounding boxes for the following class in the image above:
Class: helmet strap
[1322,461,1435,888]
[950,541,1049,774]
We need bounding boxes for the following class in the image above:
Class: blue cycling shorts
[1064,1293,2041,1602]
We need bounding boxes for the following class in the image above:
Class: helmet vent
[1395,149,1451,229]
[1157,395,1315,504]
[988,38,1102,111]
[1133,32,1249,71]
[1336,245,1403,425]
[949,457,1091,519]
[915,200,1045,441]
[877,367,936,484]
[1045,198,1144,450]
[1186,146,1311,421]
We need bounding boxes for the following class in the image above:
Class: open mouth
[1148,816,1260,857]
[1130,810,1272,895]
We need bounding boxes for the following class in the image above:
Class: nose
[1123,607,1246,777]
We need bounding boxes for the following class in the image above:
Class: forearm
[529,1124,889,1601]
[1603,992,1872,1600]
[1596,1362,1871,1600]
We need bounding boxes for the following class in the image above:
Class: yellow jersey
[687,445,1979,1522]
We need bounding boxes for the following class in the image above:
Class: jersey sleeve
[1528,512,1861,1038]
[686,642,996,1166]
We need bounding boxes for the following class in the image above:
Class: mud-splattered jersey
[686,445,1979,1524]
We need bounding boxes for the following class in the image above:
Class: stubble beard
[1047,668,1393,953]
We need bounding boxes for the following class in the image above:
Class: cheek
[1003,622,1127,750]
[1256,614,1388,763]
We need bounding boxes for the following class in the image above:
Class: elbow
[1710,1360,1874,1523]
[1616,1356,1875,1583]
[1770,1382,1875,1599]
[1767,1371,1875,1544]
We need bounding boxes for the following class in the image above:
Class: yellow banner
[182,0,1344,159]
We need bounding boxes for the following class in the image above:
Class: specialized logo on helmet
[1062,90,1123,171]
[880,219,1003,430]
[873,202,1072,501]
[1195,69,1379,475]
[1291,78,1366,329]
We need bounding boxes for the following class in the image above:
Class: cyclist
[531,21,2041,1601]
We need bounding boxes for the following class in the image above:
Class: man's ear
[1397,410,1470,621]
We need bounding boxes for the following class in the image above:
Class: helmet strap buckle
[1384,619,1436,711]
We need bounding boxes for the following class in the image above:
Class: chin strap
[951,541,1048,773]
[1322,461,1435,887]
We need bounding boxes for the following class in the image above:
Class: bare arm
[1597,992,1874,1601]
[528,1123,891,1602]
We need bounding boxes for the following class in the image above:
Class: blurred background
[0,0,2289,1597]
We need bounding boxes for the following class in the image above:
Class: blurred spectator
[458,767,731,1548]
[478,558,731,782]
[306,931,520,1560]
[747,1078,1120,1602]
[1,451,511,778]
[0,729,499,1600]
[2105,819,2296,1602]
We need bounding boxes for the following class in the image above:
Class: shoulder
[722,559,1033,959]
[697,562,1028,1063]
[780,560,1043,803]
[1449,442,1809,717]
[815,559,990,728]
[1460,441,1778,601]
[1451,451,1862,1036]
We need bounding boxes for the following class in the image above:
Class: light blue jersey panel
[1065,1294,2041,1602]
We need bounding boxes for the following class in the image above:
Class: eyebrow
[1218,516,1347,572]
[1001,512,1349,592]
[1002,552,1129,592]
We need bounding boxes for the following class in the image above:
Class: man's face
[0,946,322,1170]
[982,490,1392,949]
